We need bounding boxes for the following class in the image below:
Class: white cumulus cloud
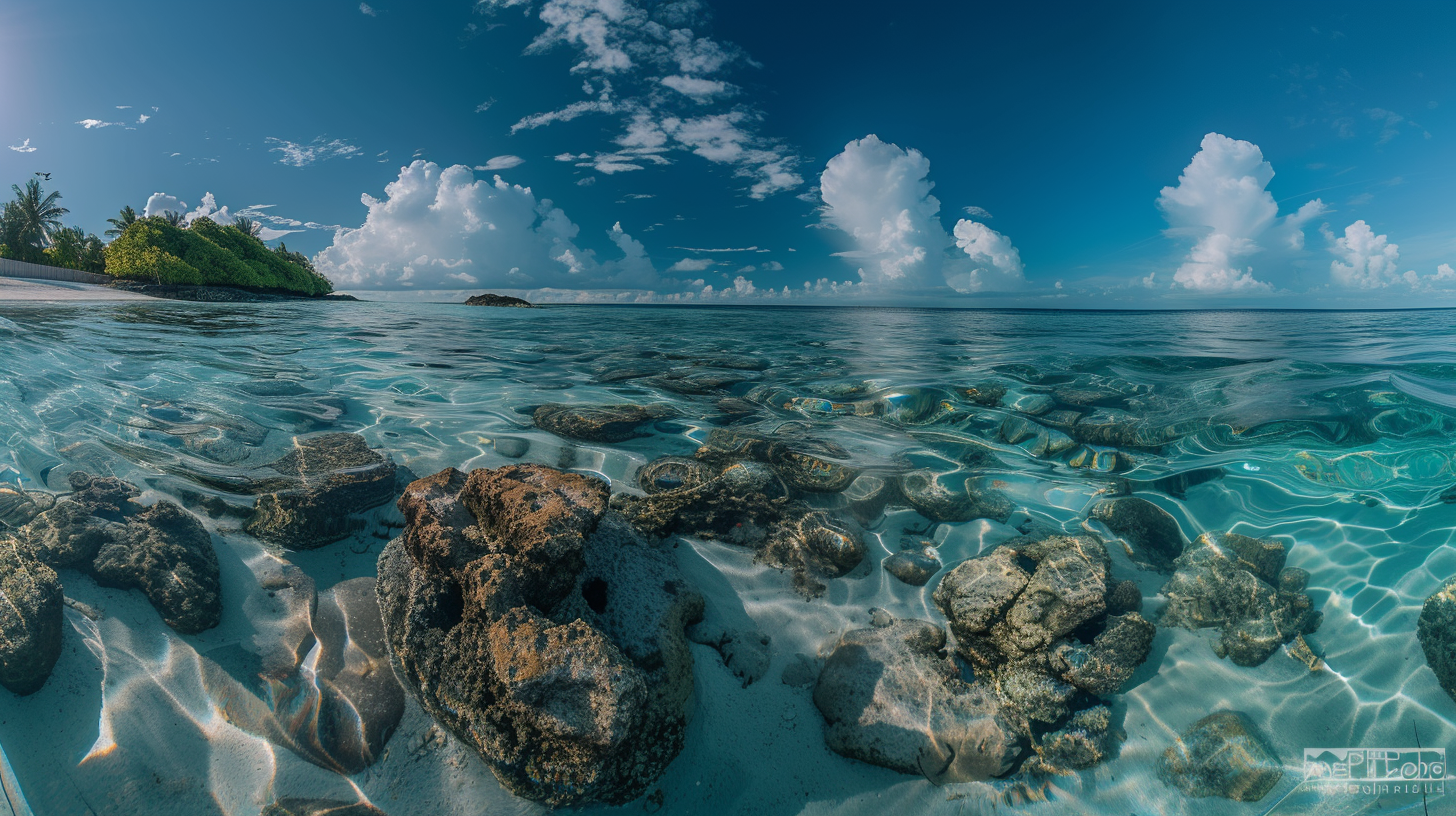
[1156,133,1324,293]
[313,160,668,291]
[818,134,1025,294]
[1328,220,1400,288]
[8,139,35,153]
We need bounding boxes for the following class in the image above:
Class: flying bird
[34,172,50,181]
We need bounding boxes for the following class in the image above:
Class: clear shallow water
[0,302,1454,815]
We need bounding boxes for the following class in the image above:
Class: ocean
[0,300,1453,815]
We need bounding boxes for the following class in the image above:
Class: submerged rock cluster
[0,471,221,694]
[1159,530,1320,666]
[376,464,705,807]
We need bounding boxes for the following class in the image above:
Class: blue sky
[2,0,1453,306]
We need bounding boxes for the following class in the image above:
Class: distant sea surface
[0,302,1453,815]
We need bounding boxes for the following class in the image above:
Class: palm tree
[232,216,262,238]
[161,210,187,227]
[8,179,68,254]
[105,205,138,238]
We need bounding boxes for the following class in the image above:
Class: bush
[103,217,332,295]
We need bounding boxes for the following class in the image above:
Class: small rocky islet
[5,345,1456,813]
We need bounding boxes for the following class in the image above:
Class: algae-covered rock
[883,548,940,587]
[19,472,222,635]
[377,464,704,807]
[1090,496,1184,571]
[533,403,674,442]
[0,535,63,695]
[1157,711,1282,802]
[1418,578,1456,702]
[246,433,399,550]
[93,500,221,634]
[1159,531,1320,666]
[900,470,1014,523]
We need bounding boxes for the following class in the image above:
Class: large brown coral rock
[376,464,703,807]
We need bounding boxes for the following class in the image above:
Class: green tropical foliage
[231,217,262,238]
[105,205,138,238]
[0,180,69,263]
[43,226,107,273]
[104,217,332,295]
[161,210,187,227]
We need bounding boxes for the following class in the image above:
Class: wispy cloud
[77,118,123,129]
[669,245,768,253]
[8,139,36,153]
[265,136,363,167]
[475,154,524,171]
[475,98,496,113]
[481,0,801,199]
[360,2,377,16]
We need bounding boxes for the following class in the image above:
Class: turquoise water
[1,301,1454,815]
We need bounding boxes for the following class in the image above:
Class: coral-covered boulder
[1090,496,1185,571]
[377,464,704,807]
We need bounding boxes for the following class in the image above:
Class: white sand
[0,278,156,301]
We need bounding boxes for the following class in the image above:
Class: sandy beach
[0,277,156,301]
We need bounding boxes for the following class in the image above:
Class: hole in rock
[438,580,465,630]
[583,577,609,613]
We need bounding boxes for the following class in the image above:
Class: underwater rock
[1106,579,1143,614]
[93,501,222,634]
[1090,496,1185,571]
[1066,445,1134,472]
[492,436,530,458]
[760,511,868,597]
[614,458,866,598]
[1052,386,1130,410]
[1418,579,1456,702]
[0,486,53,530]
[20,472,222,635]
[689,624,771,687]
[1159,531,1320,667]
[532,402,675,442]
[246,433,399,550]
[842,473,897,524]
[899,470,1014,523]
[813,619,1027,783]
[201,577,405,775]
[1059,612,1156,695]
[646,369,757,395]
[0,536,63,695]
[959,382,1007,407]
[1157,711,1282,802]
[377,464,704,807]
[932,535,1150,766]
[883,547,940,587]
[693,428,859,494]
[1024,705,1117,775]
[1000,416,1075,457]
[637,456,716,495]
[262,799,389,816]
